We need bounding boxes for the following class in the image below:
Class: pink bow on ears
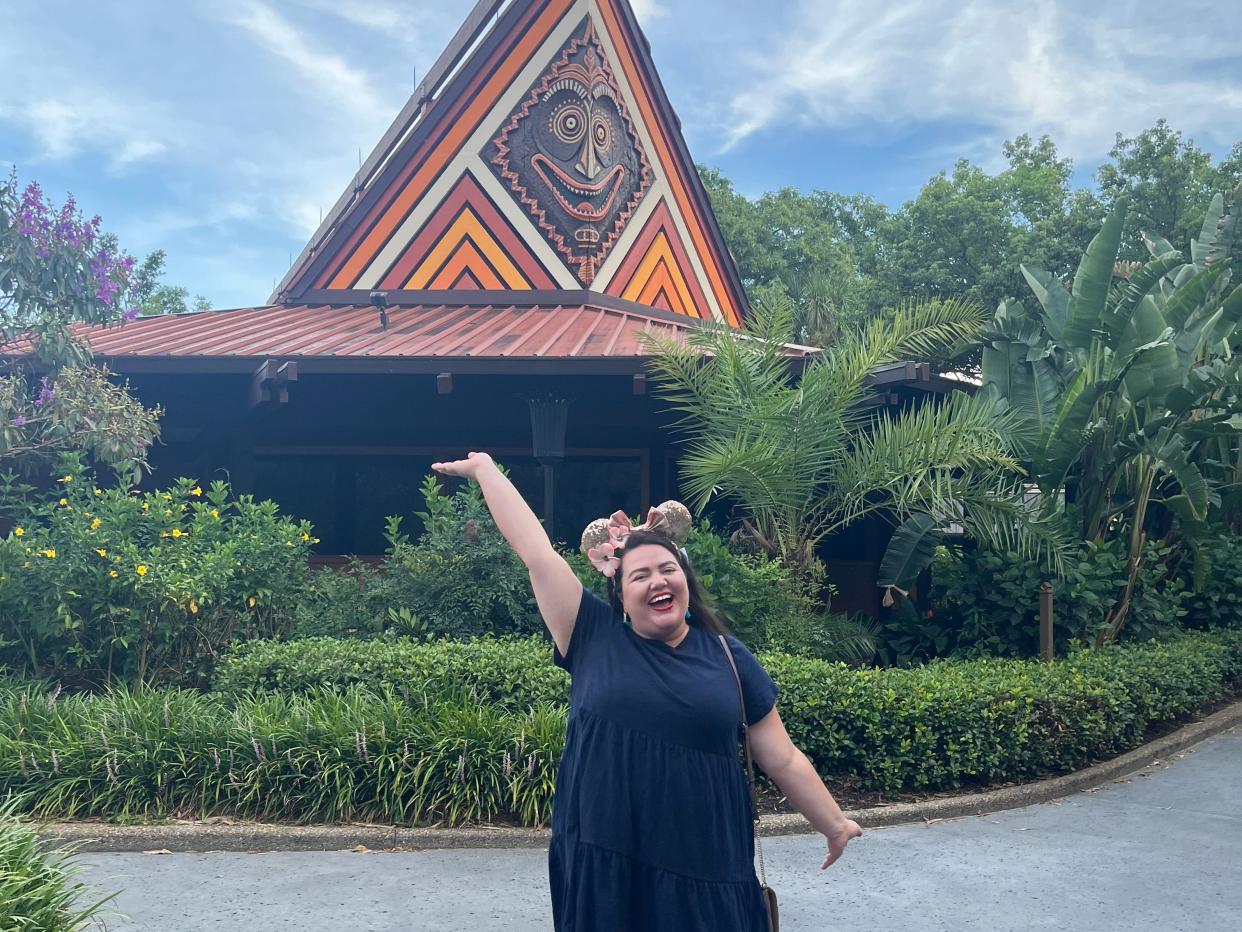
[586,508,669,578]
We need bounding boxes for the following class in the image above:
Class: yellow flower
[142,502,150,512]
[301,532,311,541]
[109,570,118,578]
[90,517,102,530]
[210,508,220,519]
[96,549,107,557]
[94,488,102,496]
[190,486,202,497]
[41,548,56,559]
[58,498,68,507]
[58,474,72,484]
[136,565,148,577]
[22,561,30,568]
[189,600,199,614]
[247,596,256,608]
[13,527,22,537]
[171,528,183,538]
[312,537,320,544]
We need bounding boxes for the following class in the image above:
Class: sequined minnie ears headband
[579,501,692,578]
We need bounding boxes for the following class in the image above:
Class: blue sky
[2,0,1239,309]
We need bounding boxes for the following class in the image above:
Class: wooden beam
[249,359,298,408]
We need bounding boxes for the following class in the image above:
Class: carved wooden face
[489,20,652,284]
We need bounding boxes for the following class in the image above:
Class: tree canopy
[701,122,1242,348]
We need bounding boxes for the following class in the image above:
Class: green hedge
[765,627,1242,792]
[5,628,1238,827]
[225,627,1239,796]
[215,636,570,710]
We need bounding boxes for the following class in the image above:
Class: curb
[36,701,1242,853]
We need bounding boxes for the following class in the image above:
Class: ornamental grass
[0,685,563,828]
[0,796,117,931]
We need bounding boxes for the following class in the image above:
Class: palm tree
[645,294,1068,600]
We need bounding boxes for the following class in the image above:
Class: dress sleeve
[723,635,780,725]
[553,587,617,674]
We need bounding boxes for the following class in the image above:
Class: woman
[432,452,862,931]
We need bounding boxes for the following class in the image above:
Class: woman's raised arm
[432,452,582,655]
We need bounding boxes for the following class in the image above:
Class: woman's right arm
[432,452,582,655]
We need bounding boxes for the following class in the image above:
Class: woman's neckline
[628,622,693,651]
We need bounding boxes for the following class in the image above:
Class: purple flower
[123,307,140,322]
[35,377,54,409]
[11,416,26,427]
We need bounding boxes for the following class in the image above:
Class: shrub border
[33,698,1242,851]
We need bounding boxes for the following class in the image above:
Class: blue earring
[684,609,692,621]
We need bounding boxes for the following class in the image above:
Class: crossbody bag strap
[717,634,768,887]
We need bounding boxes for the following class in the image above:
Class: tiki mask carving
[489,19,652,285]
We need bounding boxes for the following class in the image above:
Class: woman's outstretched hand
[432,451,494,480]
[820,818,863,870]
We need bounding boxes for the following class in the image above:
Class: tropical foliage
[646,294,1069,596]
[980,188,1242,640]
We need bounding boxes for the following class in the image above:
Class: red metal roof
[0,302,817,374]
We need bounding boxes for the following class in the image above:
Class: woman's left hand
[820,818,863,869]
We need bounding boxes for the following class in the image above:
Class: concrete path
[77,727,1240,931]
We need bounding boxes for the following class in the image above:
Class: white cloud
[717,0,1242,164]
[0,88,173,170]
[213,0,390,127]
[629,0,670,21]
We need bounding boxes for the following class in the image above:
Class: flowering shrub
[0,459,315,688]
[0,171,161,481]
[0,171,140,359]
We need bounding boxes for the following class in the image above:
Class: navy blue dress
[549,588,778,931]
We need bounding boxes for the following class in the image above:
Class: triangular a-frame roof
[273,0,748,326]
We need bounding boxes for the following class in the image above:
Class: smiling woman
[431,451,862,932]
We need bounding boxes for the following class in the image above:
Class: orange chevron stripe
[329,0,574,289]
[622,231,699,318]
[637,264,683,314]
[404,209,531,290]
[596,0,740,325]
[426,239,507,290]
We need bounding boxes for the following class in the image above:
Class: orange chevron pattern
[282,0,748,327]
[607,199,709,318]
[377,173,557,291]
[405,210,531,290]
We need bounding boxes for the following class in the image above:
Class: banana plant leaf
[1151,435,1210,521]
[1020,266,1069,342]
[877,513,942,589]
[1143,230,1177,259]
[1104,252,1184,348]
[1190,193,1233,267]
[1035,366,1109,490]
[1161,264,1226,330]
[1063,200,1127,352]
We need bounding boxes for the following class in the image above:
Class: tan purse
[718,635,779,932]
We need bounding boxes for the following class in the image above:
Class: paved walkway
[77,727,1240,931]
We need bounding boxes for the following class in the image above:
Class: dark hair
[606,529,729,637]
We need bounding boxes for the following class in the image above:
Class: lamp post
[528,395,571,535]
